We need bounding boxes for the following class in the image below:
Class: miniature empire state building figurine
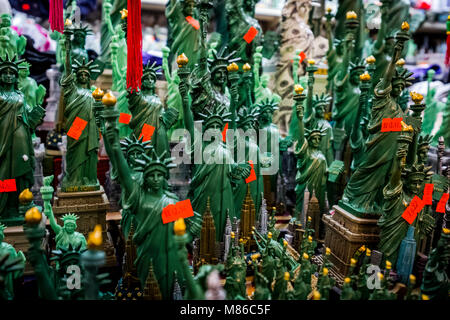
[198,198,218,267]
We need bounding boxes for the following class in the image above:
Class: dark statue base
[52,186,116,267]
[323,205,380,277]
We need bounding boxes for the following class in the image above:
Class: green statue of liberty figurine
[18,62,46,110]
[178,57,251,240]
[0,223,26,299]
[422,69,444,137]
[233,106,264,218]
[41,176,87,251]
[166,0,201,70]
[100,0,127,68]
[0,54,45,224]
[162,46,183,139]
[0,13,26,59]
[378,130,426,265]
[292,86,327,224]
[105,3,131,138]
[253,46,281,104]
[104,104,196,299]
[341,22,413,216]
[324,8,344,93]
[127,61,179,158]
[61,27,101,192]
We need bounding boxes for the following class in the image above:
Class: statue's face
[392,82,405,98]
[128,150,141,168]
[142,74,156,91]
[418,149,428,164]
[336,43,344,56]
[1,67,17,85]
[73,32,86,46]
[406,176,423,195]
[309,135,321,148]
[19,67,29,79]
[204,121,223,139]
[182,0,195,16]
[211,68,227,87]
[350,70,362,85]
[1,16,11,27]
[64,222,76,235]
[240,120,254,132]
[259,109,272,124]
[146,170,165,192]
[315,105,325,119]
[76,70,90,85]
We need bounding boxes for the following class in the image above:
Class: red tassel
[446,17,450,67]
[127,0,143,92]
[49,0,64,33]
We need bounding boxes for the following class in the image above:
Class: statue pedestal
[52,187,116,267]
[322,205,380,277]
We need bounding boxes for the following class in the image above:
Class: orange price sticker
[299,51,306,63]
[0,179,17,192]
[222,123,229,143]
[423,183,434,205]
[185,16,200,30]
[381,118,403,132]
[162,199,194,224]
[245,160,257,184]
[67,117,88,140]
[119,113,132,125]
[436,193,449,213]
[243,26,258,44]
[402,196,424,224]
[139,123,156,142]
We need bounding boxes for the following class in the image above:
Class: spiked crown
[305,123,327,139]
[120,135,152,156]
[418,134,433,152]
[0,53,26,74]
[237,106,260,128]
[72,57,100,75]
[254,97,279,113]
[142,149,176,177]
[62,213,79,225]
[0,223,6,233]
[70,22,93,36]
[349,57,366,73]
[208,47,240,74]
[198,104,232,129]
[393,68,414,87]
[142,61,162,80]
[50,243,86,269]
[312,93,332,108]
[402,162,425,179]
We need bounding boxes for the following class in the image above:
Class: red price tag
[222,123,229,143]
[423,183,434,205]
[67,117,88,140]
[381,118,403,132]
[0,179,17,192]
[243,26,258,44]
[299,51,306,63]
[162,199,194,224]
[402,196,424,224]
[245,160,257,184]
[436,193,449,213]
[185,16,200,30]
[139,124,155,142]
[381,118,391,132]
[119,113,132,125]
[391,118,402,132]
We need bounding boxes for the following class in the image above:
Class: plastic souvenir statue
[0,223,26,299]
[0,54,45,224]
[127,61,179,158]
[341,22,413,216]
[41,175,87,251]
[166,0,202,70]
[18,61,46,110]
[292,86,327,220]
[0,13,26,59]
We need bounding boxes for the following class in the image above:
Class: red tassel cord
[127,0,143,92]
[49,0,64,33]
[445,15,450,67]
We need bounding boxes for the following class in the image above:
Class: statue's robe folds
[0,242,25,299]
[55,230,87,251]
[120,171,142,239]
[0,91,37,217]
[294,139,327,216]
[124,184,184,300]
[166,0,201,69]
[61,73,99,190]
[332,73,360,137]
[342,83,403,214]
[187,134,238,241]
[128,91,170,158]
[378,182,419,265]
[233,138,263,219]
